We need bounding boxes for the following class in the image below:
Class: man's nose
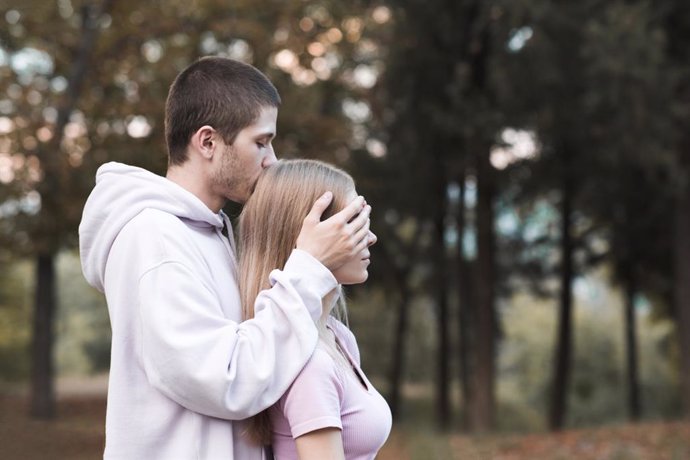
[262,147,277,167]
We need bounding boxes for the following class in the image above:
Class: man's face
[212,106,278,204]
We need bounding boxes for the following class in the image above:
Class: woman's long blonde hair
[238,159,355,445]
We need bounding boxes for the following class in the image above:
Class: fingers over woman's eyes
[335,196,365,224]
[352,217,370,245]
[348,205,371,232]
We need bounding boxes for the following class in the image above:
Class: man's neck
[166,164,224,213]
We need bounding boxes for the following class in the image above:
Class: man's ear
[189,125,217,160]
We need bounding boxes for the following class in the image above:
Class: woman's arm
[295,428,345,460]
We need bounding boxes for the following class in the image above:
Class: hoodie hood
[79,162,224,292]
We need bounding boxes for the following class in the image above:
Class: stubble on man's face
[213,143,259,204]
[212,144,239,202]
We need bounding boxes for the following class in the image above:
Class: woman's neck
[320,288,339,323]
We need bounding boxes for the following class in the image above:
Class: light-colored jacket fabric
[79,162,336,460]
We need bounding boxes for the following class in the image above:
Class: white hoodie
[79,162,337,460]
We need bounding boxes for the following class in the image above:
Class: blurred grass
[0,388,688,460]
[380,421,690,460]
[0,394,105,460]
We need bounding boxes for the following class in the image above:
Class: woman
[238,159,392,460]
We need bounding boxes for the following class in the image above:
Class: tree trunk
[30,253,56,419]
[624,269,641,421]
[456,170,474,430]
[549,164,574,431]
[380,220,423,420]
[29,0,115,419]
[388,282,411,420]
[469,147,496,432]
[665,0,690,422]
[674,180,690,418]
[433,155,451,429]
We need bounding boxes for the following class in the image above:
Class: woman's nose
[367,230,377,246]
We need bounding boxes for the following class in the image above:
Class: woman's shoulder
[278,341,345,410]
[294,339,342,388]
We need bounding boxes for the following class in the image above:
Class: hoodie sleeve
[80,164,340,424]
[137,248,336,421]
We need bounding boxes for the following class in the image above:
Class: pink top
[269,319,392,460]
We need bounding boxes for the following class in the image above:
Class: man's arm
[138,250,335,421]
[123,202,337,420]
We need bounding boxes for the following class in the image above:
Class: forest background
[1,0,690,458]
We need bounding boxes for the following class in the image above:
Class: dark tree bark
[380,223,422,420]
[470,146,496,432]
[387,280,412,420]
[30,254,56,419]
[665,0,690,421]
[549,159,574,431]
[433,152,451,429]
[461,5,498,431]
[674,181,690,418]
[456,167,474,430]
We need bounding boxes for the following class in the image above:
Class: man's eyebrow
[255,130,275,140]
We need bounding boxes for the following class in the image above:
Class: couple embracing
[79,57,391,460]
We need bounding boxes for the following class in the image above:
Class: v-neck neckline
[327,324,370,392]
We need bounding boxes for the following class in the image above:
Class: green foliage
[0,257,32,381]
[55,251,110,375]
[0,251,110,381]
[498,0,678,309]
[0,0,380,256]
[498,273,681,432]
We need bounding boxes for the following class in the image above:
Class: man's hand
[295,192,371,271]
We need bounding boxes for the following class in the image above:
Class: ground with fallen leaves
[1,394,688,459]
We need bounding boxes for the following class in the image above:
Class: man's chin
[224,191,247,206]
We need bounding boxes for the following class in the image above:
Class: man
[79,56,371,459]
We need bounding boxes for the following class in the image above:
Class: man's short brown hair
[165,57,281,166]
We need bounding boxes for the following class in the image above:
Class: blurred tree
[496,0,613,431]
[663,0,690,419]
[579,1,675,421]
[498,0,679,427]
[371,0,455,429]
[367,0,506,431]
[0,0,115,419]
[465,9,501,433]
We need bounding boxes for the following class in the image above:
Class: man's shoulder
[123,208,190,237]
[134,207,186,225]
[114,209,196,259]
[111,209,223,278]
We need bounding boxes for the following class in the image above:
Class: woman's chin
[338,272,368,286]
